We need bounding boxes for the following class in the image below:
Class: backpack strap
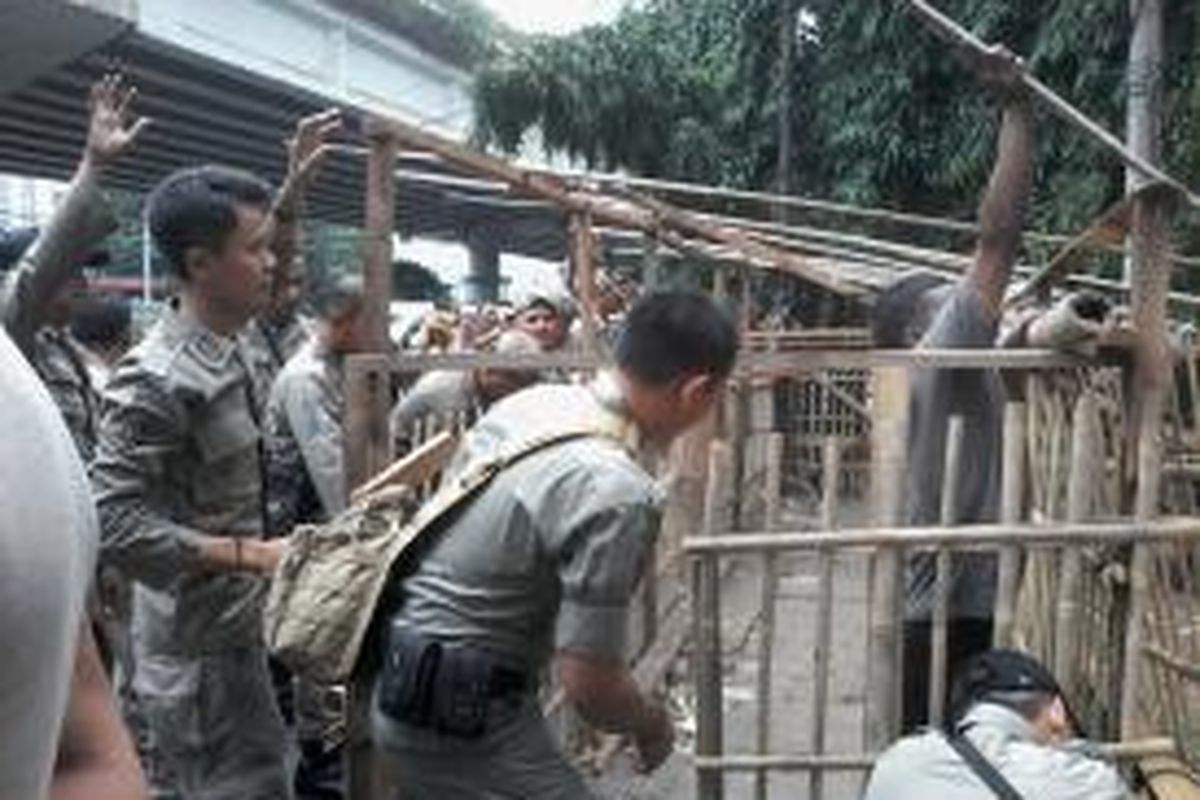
[941,730,1026,800]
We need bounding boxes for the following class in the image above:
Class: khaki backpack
[263,422,627,684]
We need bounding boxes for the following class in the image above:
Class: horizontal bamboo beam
[683,518,1200,556]
[369,115,862,296]
[692,738,1175,772]
[389,348,1096,375]
[900,0,1200,207]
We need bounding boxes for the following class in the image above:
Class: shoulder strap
[942,731,1025,800]
[397,423,627,548]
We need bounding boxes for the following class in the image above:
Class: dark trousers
[902,617,993,733]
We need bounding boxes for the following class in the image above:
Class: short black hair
[615,291,737,385]
[871,271,952,348]
[147,165,272,280]
[71,298,131,349]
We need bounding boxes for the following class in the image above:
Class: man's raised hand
[84,74,150,168]
[287,108,342,186]
[972,43,1027,101]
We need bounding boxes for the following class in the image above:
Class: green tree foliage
[473,0,1200,239]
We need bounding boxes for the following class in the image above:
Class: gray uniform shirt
[91,305,270,655]
[0,328,98,800]
[906,286,1003,620]
[863,702,1132,800]
[265,338,348,531]
[389,369,479,439]
[380,379,662,675]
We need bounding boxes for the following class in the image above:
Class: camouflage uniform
[0,169,113,461]
[91,305,289,800]
[373,375,663,799]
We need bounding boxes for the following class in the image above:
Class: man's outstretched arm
[965,48,1035,320]
[50,626,147,800]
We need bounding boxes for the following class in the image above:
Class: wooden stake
[1055,392,1097,697]
[753,433,784,800]
[866,367,910,748]
[993,402,1026,647]
[695,442,733,800]
[930,416,965,727]
[810,436,841,800]
[1121,0,1174,739]
[569,212,602,357]
[362,125,397,353]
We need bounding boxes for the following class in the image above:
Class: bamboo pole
[684,518,1200,555]
[993,402,1026,647]
[810,436,841,800]
[387,346,1094,376]
[930,416,965,727]
[1055,392,1097,695]
[695,442,733,800]
[693,738,1175,772]
[866,367,911,748]
[371,115,860,295]
[899,0,1198,207]
[752,434,784,800]
[569,212,602,358]
[1121,0,1174,740]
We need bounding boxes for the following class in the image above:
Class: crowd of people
[0,41,1142,800]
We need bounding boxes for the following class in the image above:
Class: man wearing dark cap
[864,649,1133,799]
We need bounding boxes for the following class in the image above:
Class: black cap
[948,648,1082,733]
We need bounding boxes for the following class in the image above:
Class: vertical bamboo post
[809,436,841,800]
[929,416,965,727]
[349,121,398,800]
[993,402,1026,648]
[695,442,733,800]
[752,434,784,800]
[569,212,602,358]
[1121,0,1172,740]
[867,366,911,748]
[1055,392,1097,695]
[362,122,396,353]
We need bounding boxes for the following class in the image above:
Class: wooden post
[362,124,397,353]
[993,402,1026,647]
[753,433,784,800]
[695,442,733,800]
[1055,392,1097,694]
[930,416,965,727]
[866,366,910,748]
[569,212,602,357]
[810,436,841,800]
[1121,0,1173,740]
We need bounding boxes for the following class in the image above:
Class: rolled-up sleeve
[91,365,204,589]
[552,495,661,660]
[1,169,115,353]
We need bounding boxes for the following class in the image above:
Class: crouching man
[371,291,738,798]
[864,649,1134,800]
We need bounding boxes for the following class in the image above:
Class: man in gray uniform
[870,45,1034,731]
[864,650,1133,800]
[1,75,146,461]
[389,328,543,451]
[372,291,738,799]
[265,275,368,798]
